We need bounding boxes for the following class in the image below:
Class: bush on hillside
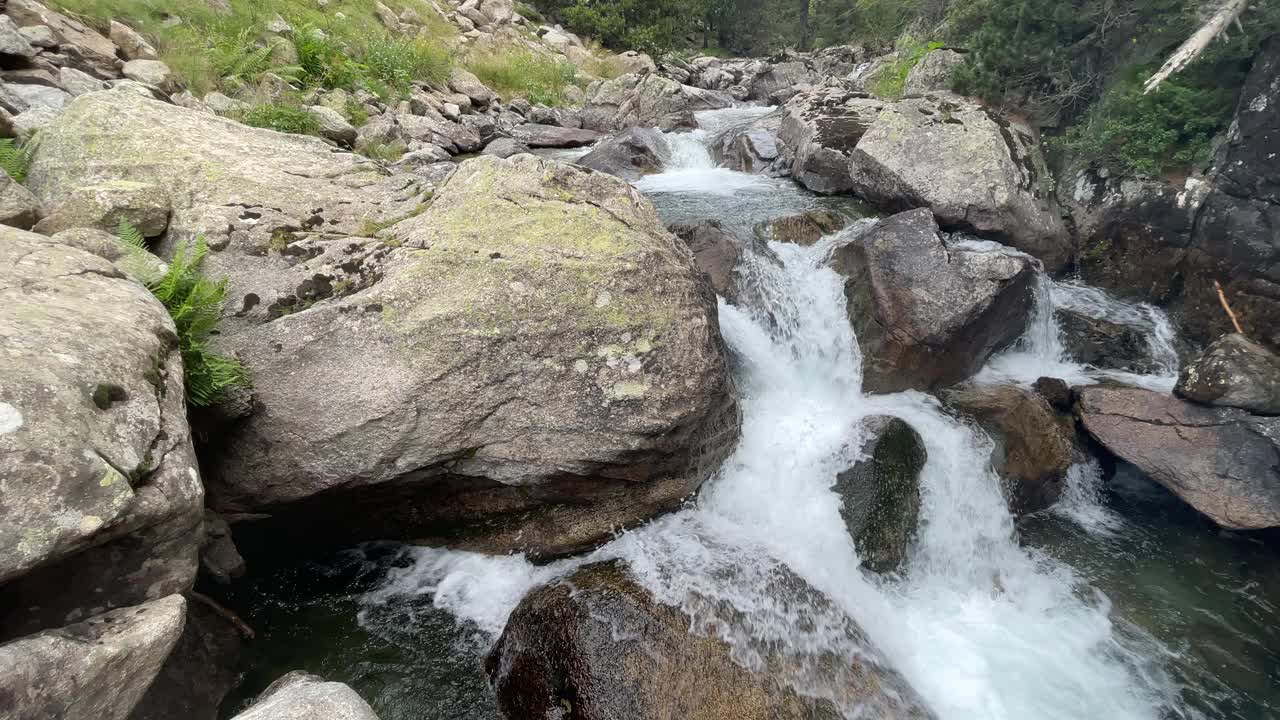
[467,49,578,106]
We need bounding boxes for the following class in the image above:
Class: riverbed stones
[203,154,739,558]
[582,72,734,132]
[829,208,1036,393]
[0,226,202,638]
[487,561,935,720]
[753,209,848,246]
[577,126,670,181]
[1077,385,1280,529]
[834,416,926,572]
[1175,333,1280,415]
[230,672,379,720]
[0,595,186,720]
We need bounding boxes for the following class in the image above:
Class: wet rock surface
[834,416,926,572]
[1176,333,1280,415]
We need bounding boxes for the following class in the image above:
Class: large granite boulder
[1175,333,1280,415]
[829,208,1036,393]
[486,561,935,720]
[582,73,733,132]
[230,672,379,720]
[205,155,740,558]
[577,126,670,181]
[1077,385,1280,529]
[942,383,1081,515]
[0,595,186,720]
[667,218,744,299]
[711,110,783,174]
[834,416,926,572]
[0,227,202,639]
[776,85,886,194]
[848,97,1071,270]
[129,598,245,720]
[749,60,819,101]
[902,48,965,96]
[508,122,601,148]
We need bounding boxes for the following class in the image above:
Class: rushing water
[227,109,1279,720]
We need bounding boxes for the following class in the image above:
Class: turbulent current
[229,109,1280,720]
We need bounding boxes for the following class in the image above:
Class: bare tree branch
[1144,0,1249,93]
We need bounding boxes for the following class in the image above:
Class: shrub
[466,49,578,106]
[241,103,321,135]
[867,39,943,99]
[118,220,249,408]
[0,138,34,183]
[361,33,452,92]
[356,139,408,162]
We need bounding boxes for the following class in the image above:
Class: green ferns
[0,138,35,183]
[118,220,249,408]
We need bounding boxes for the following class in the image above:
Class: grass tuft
[241,103,321,135]
[867,39,943,100]
[466,48,578,106]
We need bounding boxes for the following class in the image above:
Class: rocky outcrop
[486,561,935,720]
[834,416,926,572]
[753,209,848,246]
[667,218,744,299]
[942,383,1081,515]
[204,155,739,558]
[776,85,886,193]
[711,110,783,174]
[230,672,379,720]
[902,48,964,96]
[848,97,1071,270]
[1056,308,1157,373]
[0,595,186,720]
[0,226,202,639]
[577,126,670,181]
[582,73,733,132]
[1077,385,1280,529]
[829,209,1036,393]
[749,60,819,102]
[1176,334,1280,415]
[508,122,600,148]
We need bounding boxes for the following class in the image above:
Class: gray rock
[848,96,1070,270]
[479,0,514,26]
[32,178,170,236]
[0,228,201,637]
[170,90,211,113]
[667,218,744,299]
[0,172,40,229]
[0,15,38,57]
[122,59,176,92]
[129,598,245,720]
[834,416,926,572]
[109,20,158,60]
[776,85,885,194]
[0,595,186,720]
[58,66,108,96]
[902,48,964,96]
[306,105,357,146]
[11,105,63,135]
[19,24,59,48]
[7,0,121,78]
[1176,333,1280,415]
[48,226,166,278]
[1077,385,1280,530]
[392,145,453,167]
[6,82,72,111]
[582,72,733,132]
[448,67,498,106]
[199,510,246,584]
[1056,307,1157,373]
[204,91,249,115]
[393,113,483,153]
[509,122,601,148]
[231,672,379,720]
[829,208,1035,393]
[529,104,582,128]
[712,110,782,174]
[488,561,935,720]
[480,136,529,158]
[749,60,818,101]
[577,126,670,181]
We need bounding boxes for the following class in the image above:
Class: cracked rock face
[206,155,740,559]
[829,208,1036,393]
[230,671,378,720]
[1077,385,1280,530]
[0,227,202,639]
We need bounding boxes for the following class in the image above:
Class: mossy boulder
[834,416,926,573]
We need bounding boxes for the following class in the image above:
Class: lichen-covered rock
[487,561,935,720]
[0,227,202,638]
[582,72,733,132]
[128,598,245,720]
[848,97,1070,270]
[834,416,926,572]
[31,179,171,236]
[206,155,739,558]
[306,105,357,146]
[0,15,38,58]
[481,136,529,158]
[749,60,819,101]
[1077,385,1280,529]
[577,126,670,181]
[753,209,848,246]
[1176,333,1280,415]
[109,20,158,60]
[0,171,40,229]
[829,208,1036,393]
[122,59,176,92]
[942,383,1081,515]
[776,85,886,194]
[0,595,186,720]
[7,0,121,78]
[448,68,498,107]
[902,48,964,96]
[230,672,379,720]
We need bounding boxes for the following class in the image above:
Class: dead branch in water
[190,590,256,640]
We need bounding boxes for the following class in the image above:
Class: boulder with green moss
[206,154,739,558]
[0,226,202,639]
[834,416,926,573]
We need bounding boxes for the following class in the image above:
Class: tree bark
[1145,0,1249,93]
[798,0,811,50]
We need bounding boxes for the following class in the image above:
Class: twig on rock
[1214,279,1244,334]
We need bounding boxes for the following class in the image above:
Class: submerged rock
[753,209,848,246]
[582,72,733,132]
[486,561,935,720]
[829,208,1036,393]
[0,226,201,639]
[0,595,187,720]
[1055,307,1157,374]
[942,383,1081,515]
[577,126,670,181]
[230,671,379,720]
[1176,334,1280,415]
[834,416,926,572]
[1077,385,1280,530]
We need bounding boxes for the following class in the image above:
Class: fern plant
[0,138,34,183]
[118,219,249,408]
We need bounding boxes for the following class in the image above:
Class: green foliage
[241,103,321,135]
[466,49,579,106]
[867,39,943,99]
[116,221,248,408]
[355,139,408,162]
[812,0,922,49]
[0,138,34,183]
